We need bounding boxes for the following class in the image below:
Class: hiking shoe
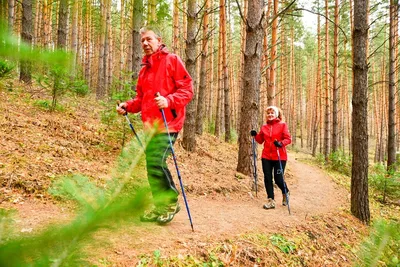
[156,202,181,224]
[140,208,160,222]
[263,198,275,209]
[282,192,290,206]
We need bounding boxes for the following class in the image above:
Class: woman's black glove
[250,130,257,136]
[274,140,283,148]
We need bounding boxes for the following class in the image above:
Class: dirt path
[85,153,348,263]
[1,151,348,264]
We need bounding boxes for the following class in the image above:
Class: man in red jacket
[117,27,193,224]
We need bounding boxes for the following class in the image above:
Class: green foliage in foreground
[0,130,154,266]
[0,20,71,70]
[356,219,400,266]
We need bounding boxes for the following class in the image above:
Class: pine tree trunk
[84,0,92,85]
[207,6,215,126]
[33,0,40,45]
[290,25,296,145]
[118,0,125,90]
[237,0,265,175]
[96,0,107,99]
[332,0,339,152]
[387,0,397,171]
[131,0,143,91]
[215,25,222,137]
[182,0,197,151]
[351,0,370,225]
[238,0,248,127]
[20,0,32,84]
[267,0,278,106]
[173,0,180,54]
[8,0,15,32]
[195,0,210,135]
[221,0,230,142]
[313,10,322,157]
[70,0,78,75]
[57,0,68,49]
[324,0,330,160]
[147,0,157,23]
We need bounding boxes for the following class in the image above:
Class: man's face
[141,30,161,56]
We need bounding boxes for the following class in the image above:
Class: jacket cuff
[166,96,175,109]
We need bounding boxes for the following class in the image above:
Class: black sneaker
[140,208,160,222]
[156,202,181,224]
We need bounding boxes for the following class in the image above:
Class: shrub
[0,60,14,79]
[328,151,351,176]
[370,164,400,200]
[70,79,89,96]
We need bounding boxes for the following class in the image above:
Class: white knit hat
[266,106,279,118]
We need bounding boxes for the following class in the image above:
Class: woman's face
[266,109,277,121]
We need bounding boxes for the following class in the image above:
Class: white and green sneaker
[140,208,161,222]
[263,198,276,209]
[157,202,181,224]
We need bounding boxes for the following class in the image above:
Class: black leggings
[261,158,289,200]
[145,133,179,208]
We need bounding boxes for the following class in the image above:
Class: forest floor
[0,83,395,266]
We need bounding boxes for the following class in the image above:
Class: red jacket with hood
[125,46,193,132]
[254,118,292,160]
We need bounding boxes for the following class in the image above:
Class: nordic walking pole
[156,92,194,231]
[117,101,143,148]
[251,136,258,197]
[276,147,291,215]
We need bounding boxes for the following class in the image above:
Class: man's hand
[250,130,257,136]
[155,94,168,109]
[274,140,283,148]
[116,102,128,115]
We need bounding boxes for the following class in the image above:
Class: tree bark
[387,0,397,172]
[267,0,278,106]
[147,0,157,23]
[96,0,107,99]
[172,0,180,54]
[332,0,339,152]
[351,0,370,225]
[8,0,15,32]
[221,0,230,142]
[20,0,32,84]
[182,0,197,151]
[131,0,143,91]
[57,0,68,49]
[324,0,330,160]
[237,0,265,175]
[195,0,210,135]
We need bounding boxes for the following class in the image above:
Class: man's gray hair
[139,26,162,38]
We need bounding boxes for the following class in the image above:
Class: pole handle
[116,100,128,115]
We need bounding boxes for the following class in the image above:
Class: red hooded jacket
[254,118,292,160]
[125,46,193,132]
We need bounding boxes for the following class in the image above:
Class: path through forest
[90,153,348,263]
[0,91,350,265]
[4,152,348,265]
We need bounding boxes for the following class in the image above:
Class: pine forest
[0,0,399,265]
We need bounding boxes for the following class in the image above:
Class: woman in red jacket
[250,106,292,209]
